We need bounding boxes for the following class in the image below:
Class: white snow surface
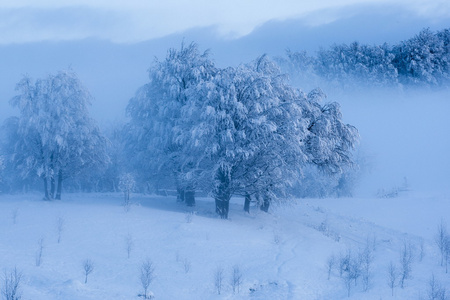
[0,191,449,299]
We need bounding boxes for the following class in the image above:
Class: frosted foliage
[125,42,216,190]
[281,27,450,89]
[6,70,109,199]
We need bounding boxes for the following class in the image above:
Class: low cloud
[0,0,449,44]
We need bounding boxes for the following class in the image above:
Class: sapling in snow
[83,259,94,284]
[427,274,447,300]
[140,259,155,299]
[119,173,135,211]
[11,208,18,225]
[387,261,398,297]
[56,217,64,244]
[360,245,374,292]
[214,266,224,295]
[230,265,243,294]
[183,258,191,274]
[326,255,335,280]
[35,238,44,267]
[125,233,134,259]
[435,220,447,267]
[399,241,414,288]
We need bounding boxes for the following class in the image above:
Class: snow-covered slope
[1,192,448,299]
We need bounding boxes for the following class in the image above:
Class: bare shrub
[83,259,94,284]
[230,265,242,294]
[360,245,374,292]
[125,234,134,259]
[185,212,194,223]
[2,267,22,300]
[419,239,425,262]
[140,260,155,299]
[183,258,191,274]
[35,238,44,267]
[56,217,64,244]
[273,232,281,245]
[214,266,224,295]
[11,209,18,225]
[427,274,447,300]
[444,236,450,274]
[326,255,335,280]
[339,250,351,277]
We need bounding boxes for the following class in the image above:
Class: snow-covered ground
[1,191,448,299]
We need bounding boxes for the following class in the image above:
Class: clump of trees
[280,27,450,88]
[0,44,358,218]
[125,43,359,218]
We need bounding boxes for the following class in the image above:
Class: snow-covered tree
[127,43,358,218]
[126,42,216,206]
[316,42,397,87]
[6,70,109,200]
[182,55,358,218]
[393,28,447,85]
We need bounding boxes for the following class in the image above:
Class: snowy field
[1,191,449,300]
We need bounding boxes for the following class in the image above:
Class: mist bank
[330,86,450,197]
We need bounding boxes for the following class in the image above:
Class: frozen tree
[127,44,358,218]
[83,259,94,284]
[140,260,155,299]
[393,28,447,85]
[6,70,109,200]
[126,42,216,206]
[183,55,358,218]
[316,42,397,87]
[2,268,22,300]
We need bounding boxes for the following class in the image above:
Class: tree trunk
[244,193,251,213]
[214,166,231,219]
[50,176,56,199]
[215,197,230,219]
[260,192,270,212]
[177,186,185,202]
[185,188,195,207]
[43,177,50,200]
[55,170,63,200]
